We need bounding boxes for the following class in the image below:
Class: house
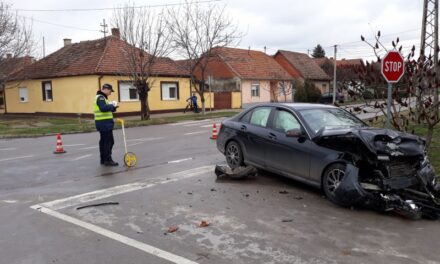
[314,57,365,93]
[194,46,294,108]
[4,28,197,116]
[274,50,331,94]
[0,54,34,113]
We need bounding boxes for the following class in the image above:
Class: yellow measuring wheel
[117,118,137,167]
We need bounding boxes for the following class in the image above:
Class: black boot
[104,160,119,166]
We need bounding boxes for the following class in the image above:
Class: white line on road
[201,124,214,128]
[0,155,34,162]
[30,205,198,264]
[126,137,164,142]
[167,158,193,163]
[63,144,86,147]
[0,148,17,151]
[73,154,92,161]
[184,131,207,136]
[79,146,98,150]
[184,121,217,127]
[39,166,213,210]
[169,119,211,126]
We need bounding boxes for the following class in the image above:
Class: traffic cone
[210,123,218,140]
[53,133,66,154]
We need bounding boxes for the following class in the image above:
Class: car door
[265,107,312,179]
[237,106,273,167]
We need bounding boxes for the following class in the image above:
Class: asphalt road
[1,117,440,264]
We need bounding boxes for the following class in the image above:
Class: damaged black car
[216,103,439,219]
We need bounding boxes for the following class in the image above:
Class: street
[1,118,440,264]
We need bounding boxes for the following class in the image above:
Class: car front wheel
[225,141,243,169]
[323,163,347,206]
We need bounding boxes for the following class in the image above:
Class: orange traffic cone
[210,123,218,140]
[53,133,66,154]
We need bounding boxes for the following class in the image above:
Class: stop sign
[381,51,405,83]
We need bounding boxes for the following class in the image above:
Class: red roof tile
[10,36,188,81]
[209,47,292,80]
[276,50,331,81]
[0,56,34,81]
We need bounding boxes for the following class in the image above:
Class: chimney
[6,53,12,59]
[63,38,72,46]
[111,28,120,39]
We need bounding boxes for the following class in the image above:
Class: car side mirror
[286,128,303,137]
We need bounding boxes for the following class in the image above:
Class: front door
[265,108,311,179]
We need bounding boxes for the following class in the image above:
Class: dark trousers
[193,103,198,113]
[99,130,114,162]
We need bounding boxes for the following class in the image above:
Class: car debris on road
[214,164,257,179]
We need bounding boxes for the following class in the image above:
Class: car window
[273,109,301,132]
[240,110,252,123]
[299,108,366,134]
[249,107,271,127]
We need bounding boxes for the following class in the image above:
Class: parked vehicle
[216,103,440,219]
[320,92,344,104]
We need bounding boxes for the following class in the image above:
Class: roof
[209,47,293,81]
[10,36,188,81]
[243,102,337,111]
[0,56,34,81]
[275,50,331,81]
[336,58,364,67]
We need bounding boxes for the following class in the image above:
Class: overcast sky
[9,0,424,61]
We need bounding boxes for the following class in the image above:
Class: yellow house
[5,29,213,116]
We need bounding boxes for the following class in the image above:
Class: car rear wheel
[323,163,346,205]
[225,141,243,169]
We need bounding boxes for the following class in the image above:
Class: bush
[295,80,322,103]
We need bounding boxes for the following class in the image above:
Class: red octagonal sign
[381,51,405,83]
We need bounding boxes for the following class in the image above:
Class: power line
[13,0,222,12]
[20,15,100,32]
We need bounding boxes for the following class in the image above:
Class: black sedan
[320,92,344,104]
[217,103,440,219]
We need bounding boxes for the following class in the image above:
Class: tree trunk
[426,125,434,149]
[139,93,150,120]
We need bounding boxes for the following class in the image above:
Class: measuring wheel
[124,152,137,167]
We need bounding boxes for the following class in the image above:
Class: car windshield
[299,108,366,134]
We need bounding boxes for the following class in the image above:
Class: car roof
[248,102,338,111]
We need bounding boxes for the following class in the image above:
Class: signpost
[381,51,405,128]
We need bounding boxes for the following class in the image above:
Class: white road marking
[30,205,198,264]
[0,148,17,151]
[201,124,215,128]
[169,119,211,126]
[79,146,98,150]
[63,144,86,147]
[167,158,193,163]
[126,137,164,142]
[184,131,207,136]
[0,155,34,162]
[184,121,216,127]
[2,200,18,204]
[73,154,92,161]
[39,166,213,210]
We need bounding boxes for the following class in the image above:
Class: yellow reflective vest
[93,95,113,121]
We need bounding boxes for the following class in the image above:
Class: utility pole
[42,36,45,58]
[420,0,439,118]
[100,19,108,38]
[332,45,337,104]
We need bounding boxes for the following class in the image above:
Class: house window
[251,82,260,97]
[119,82,139,101]
[42,81,53,102]
[161,82,179,101]
[19,87,28,102]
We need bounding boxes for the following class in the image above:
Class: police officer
[94,83,118,166]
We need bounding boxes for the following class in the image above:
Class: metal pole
[386,83,392,128]
[333,45,337,104]
[209,76,212,112]
[43,36,45,58]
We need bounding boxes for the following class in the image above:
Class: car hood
[315,127,426,157]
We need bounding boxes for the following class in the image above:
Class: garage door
[214,92,232,109]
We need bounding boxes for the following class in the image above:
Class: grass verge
[0,111,239,138]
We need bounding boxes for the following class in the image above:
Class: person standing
[94,83,119,166]
[189,93,198,113]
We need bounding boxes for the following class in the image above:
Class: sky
[9,0,424,61]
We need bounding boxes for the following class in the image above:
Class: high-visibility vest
[93,95,113,121]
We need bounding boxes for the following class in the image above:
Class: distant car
[216,103,440,219]
[320,92,344,104]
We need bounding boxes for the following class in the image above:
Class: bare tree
[112,3,173,120]
[167,1,241,114]
[347,31,440,148]
[0,2,33,60]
